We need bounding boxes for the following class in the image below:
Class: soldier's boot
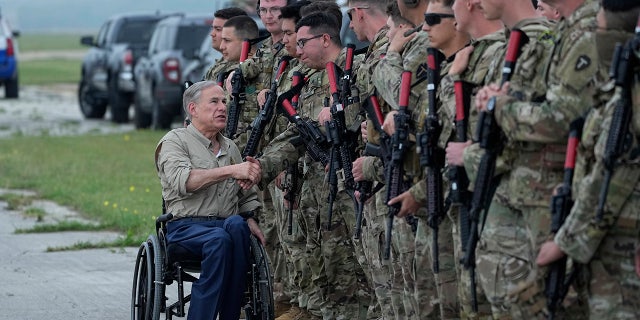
[275,305,303,320]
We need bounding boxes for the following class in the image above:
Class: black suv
[133,14,212,129]
[79,12,178,123]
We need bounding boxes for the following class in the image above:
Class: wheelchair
[131,212,275,320]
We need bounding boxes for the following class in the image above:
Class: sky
[1,0,236,33]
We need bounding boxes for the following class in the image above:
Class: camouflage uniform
[259,48,370,319]
[437,30,506,319]
[465,3,600,319]
[235,37,290,306]
[553,28,640,319]
[204,57,237,83]
[372,31,436,320]
[352,26,397,320]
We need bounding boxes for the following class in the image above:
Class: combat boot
[274,301,292,318]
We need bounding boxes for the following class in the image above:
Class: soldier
[536,0,640,318]
[258,12,370,320]
[203,7,248,82]
[346,0,394,319]
[468,0,600,318]
[437,0,505,317]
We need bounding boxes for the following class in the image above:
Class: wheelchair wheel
[131,235,165,320]
[246,235,275,320]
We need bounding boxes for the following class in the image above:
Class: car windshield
[174,25,210,54]
[116,19,158,45]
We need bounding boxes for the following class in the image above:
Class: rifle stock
[283,159,299,235]
[225,39,251,139]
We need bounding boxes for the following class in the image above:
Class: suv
[0,12,19,98]
[133,14,213,129]
[79,12,178,123]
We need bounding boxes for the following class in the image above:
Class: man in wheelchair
[154,80,265,320]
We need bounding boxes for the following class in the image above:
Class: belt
[171,215,226,223]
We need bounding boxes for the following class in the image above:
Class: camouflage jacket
[492,2,600,208]
[204,57,238,83]
[555,30,640,263]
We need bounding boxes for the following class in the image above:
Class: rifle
[383,71,413,260]
[462,28,529,271]
[225,39,251,139]
[449,79,478,310]
[278,98,331,166]
[216,70,231,87]
[282,159,299,235]
[354,95,390,239]
[417,47,446,273]
[324,59,358,230]
[242,56,293,158]
[545,118,584,320]
[595,33,638,222]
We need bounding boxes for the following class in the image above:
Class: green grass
[17,33,86,52]
[0,130,167,246]
[19,59,81,85]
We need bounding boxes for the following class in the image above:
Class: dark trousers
[166,215,250,320]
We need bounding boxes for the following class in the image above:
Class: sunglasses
[347,6,370,20]
[424,13,455,26]
[296,34,323,48]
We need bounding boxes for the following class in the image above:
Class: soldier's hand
[317,107,332,125]
[248,218,266,246]
[275,170,287,190]
[361,121,368,142]
[283,191,299,210]
[388,190,421,218]
[475,82,509,111]
[352,157,366,182]
[388,25,416,54]
[382,110,398,136]
[449,46,474,76]
[233,156,262,185]
[225,71,235,92]
[445,140,472,166]
[257,89,270,108]
[536,240,566,266]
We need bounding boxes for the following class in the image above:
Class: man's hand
[317,107,332,125]
[247,218,265,246]
[352,156,367,182]
[225,71,235,92]
[536,240,566,266]
[388,190,421,218]
[360,121,368,142]
[274,170,287,190]
[449,46,474,76]
[388,25,416,54]
[283,191,299,210]
[257,89,270,108]
[382,110,398,136]
[234,156,262,189]
[445,140,472,166]
[475,82,509,112]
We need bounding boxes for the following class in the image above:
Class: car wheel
[5,73,18,98]
[134,101,152,129]
[151,98,173,130]
[109,76,132,123]
[78,79,108,119]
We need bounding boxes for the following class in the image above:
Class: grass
[19,59,81,85]
[0,130,167,246]
[17,33,86,52]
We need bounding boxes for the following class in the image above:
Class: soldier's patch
[416,63,428,82]
[575,55,591,71]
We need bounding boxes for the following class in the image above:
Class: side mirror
[80,35,95,46]
[12,30,20,38]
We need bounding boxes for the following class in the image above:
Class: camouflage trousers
[352,186,395,320]
[297,163,371,319]
[476,201,589,319]
[414,211,456,319]
[448,205,493,319]
[268,181,303,303]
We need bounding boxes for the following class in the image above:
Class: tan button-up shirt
[155,125,261,219]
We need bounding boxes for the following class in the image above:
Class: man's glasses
[424,13,455,26]
[258,6,282,16]
[296,34,324,48]
[347,6,370,20]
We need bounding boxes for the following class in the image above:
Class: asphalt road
[0,189,138,320]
